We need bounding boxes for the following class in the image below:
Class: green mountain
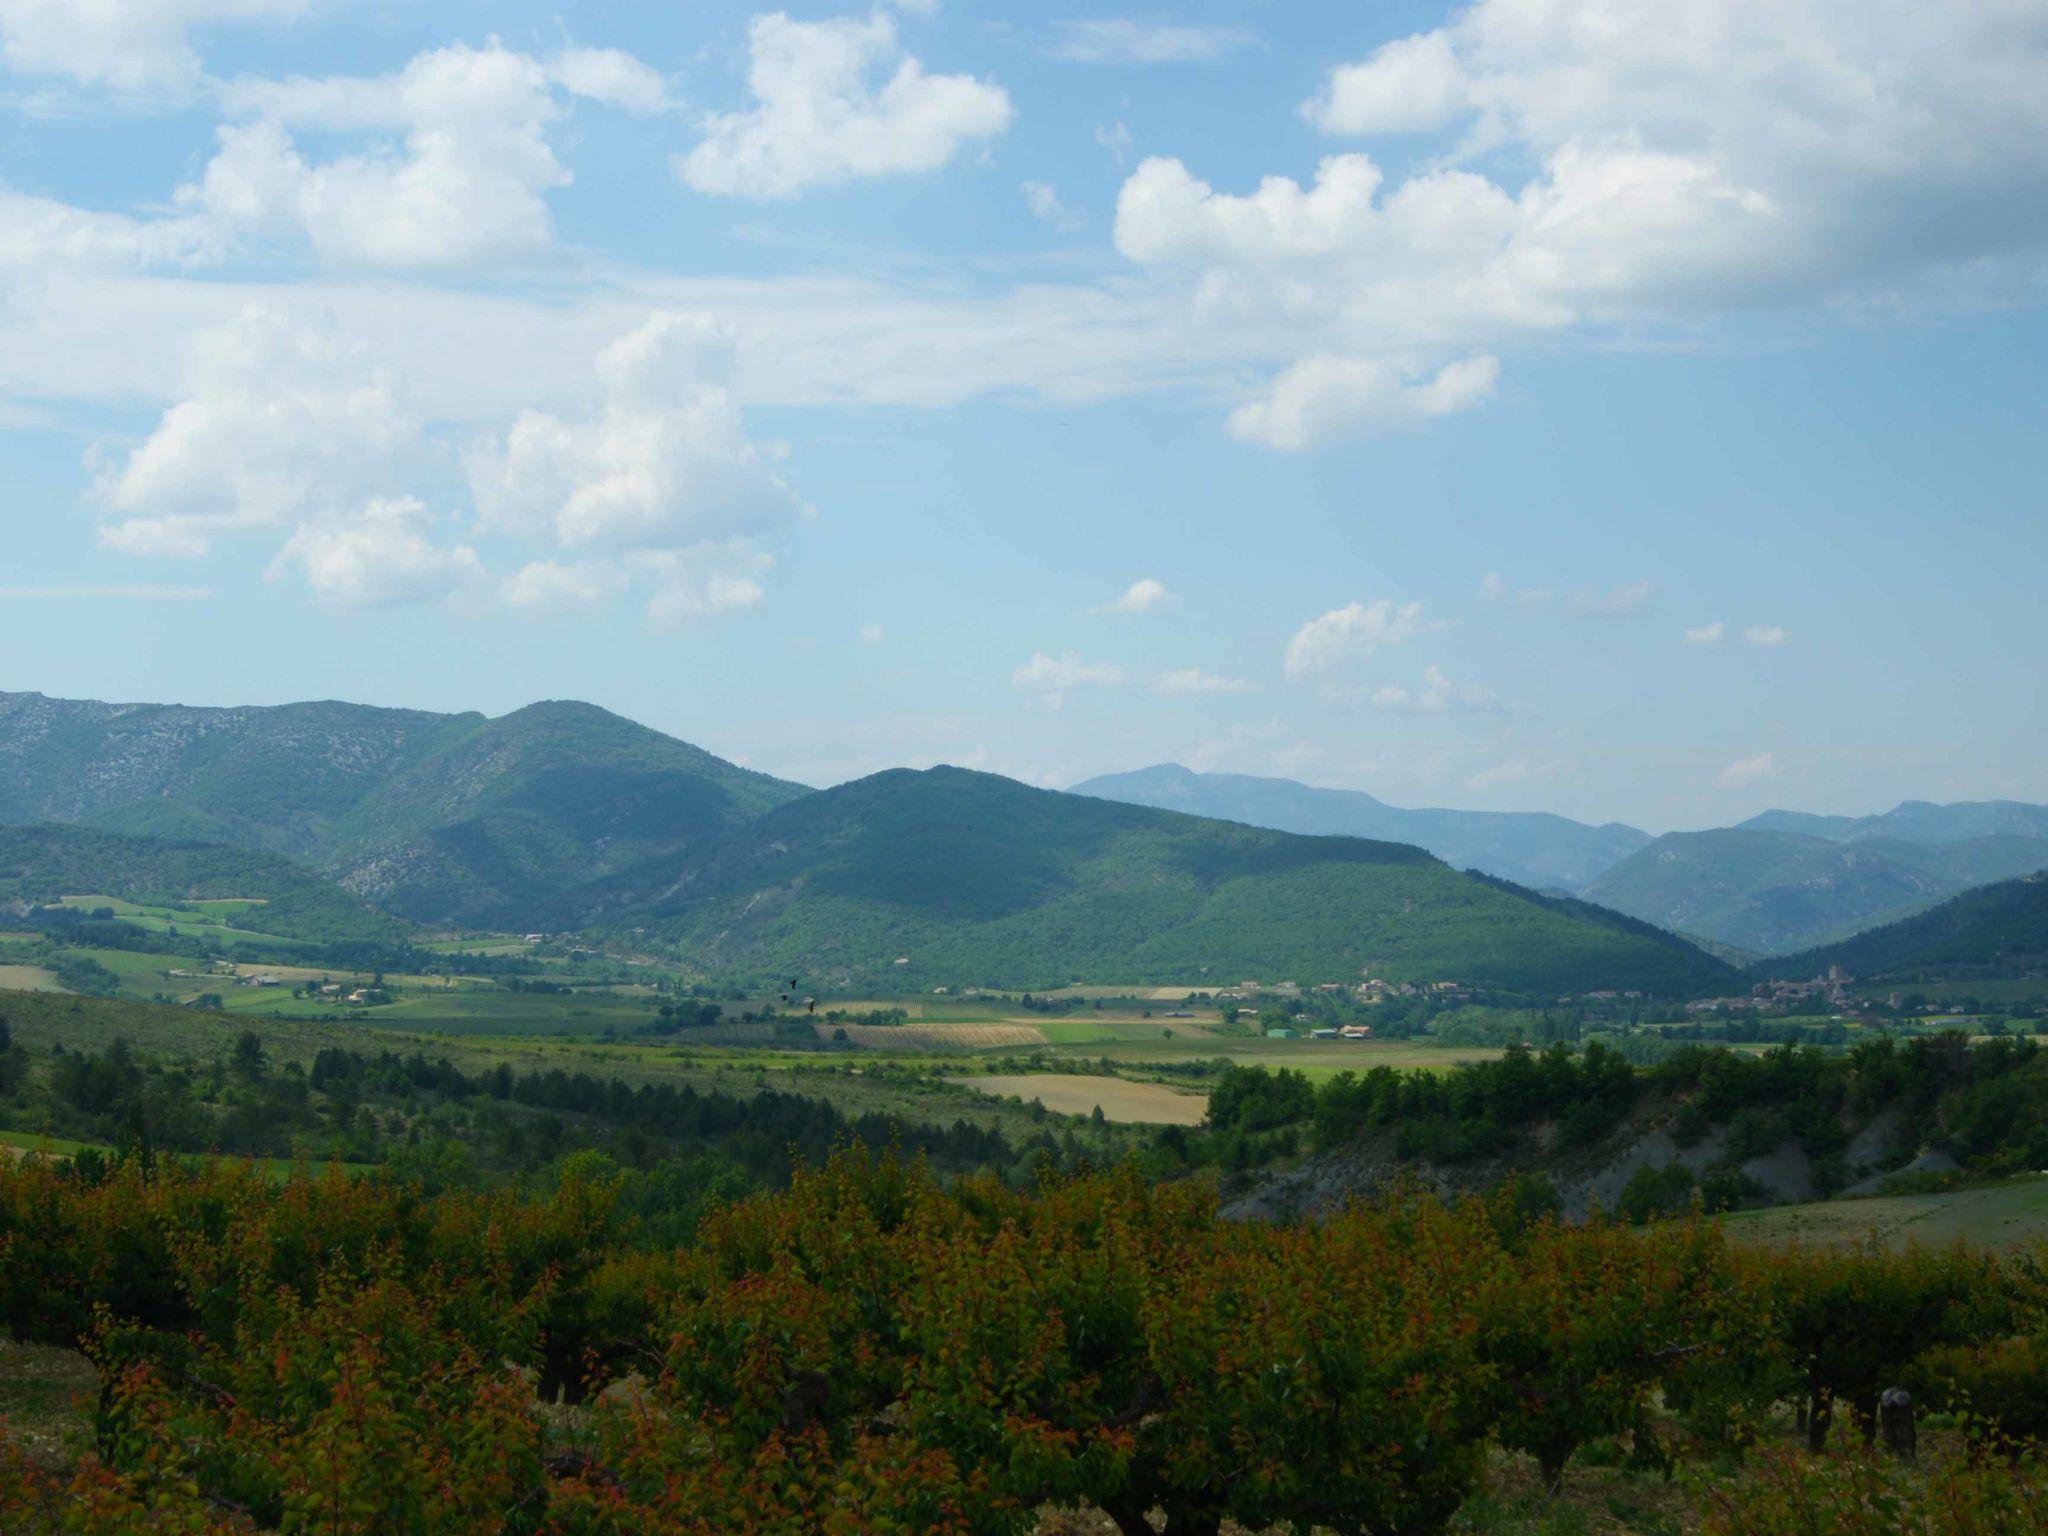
[563,766,1735,995]
[0,692,808,925]
[1765,874,2048,982]
[1070,763,1650,890]
[0,823,401,946]
[1581,828,2048,956]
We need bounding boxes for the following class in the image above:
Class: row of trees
[1,1150,2044,1533]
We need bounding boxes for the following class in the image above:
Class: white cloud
[1154,667,1252,696]
[1684,620,1726,645]
[677,11,1013,198]
[95,305,418,558]
[1717,751,1778,788]
[1570,580,1656,619]
[1303,32,1467,136]
[547,47,671,114]
[1744,623,1789,647]
[0,189,223,271]
[0,0,304,92]
[500,558,624,612]
[1020,180,1079,228]
[1094,119,1134,166]
[1369,664,1500,715]
[858,622,886,643]
[273,494,483,610]
[468,311,799,553]
[636,542,773,626]
[1013,650,1126,691]
[1118,0,2048,444]
[1094,576,1173,615]
[1284,599,1425,678]
[1482,571,1554,607]
[1226,353,1498,450]
[191,42,578,267]
[1047,20,1258,65]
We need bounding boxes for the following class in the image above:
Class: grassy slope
[1722,1176,2048,1251]
[570,767,1736,996]
[0,824,401,945]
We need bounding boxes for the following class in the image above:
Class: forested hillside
[0,824,400,946]
[1583,827,2048,954]
[566,766,1736,995]
[0,692,806,924]
[1766,874,2048,982]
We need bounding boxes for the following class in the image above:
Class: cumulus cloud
[1369,664,1500,715]
[1482,572,1555,607]
[1744,624,1789,647]
[1154,667,1252,696]
[677,10,1013,198]
[636,543,773,627]
[1047,20,1259,65]
[273,495,483,610]
[1118,0,2048,445]
[1020,180,1079,228]
[0,0,305,93]
[190,42,589,267]
[1684,620,1726,644]
[1284,599,1425,678]
[546,47,671,114]
[1717,752,1779,788]
[1302,32,1467,136]
[1570,580,1656,620]
[1012,651,1126,693]
[1226,353,1498,450]
[95,305,419,558]
[1094,577,1173,615]
[468,311,799,553]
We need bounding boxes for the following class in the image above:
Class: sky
[1,0,2044,832]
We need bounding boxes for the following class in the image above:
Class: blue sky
[1,0,2044,830]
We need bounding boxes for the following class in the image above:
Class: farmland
[951,1073,1210,1124]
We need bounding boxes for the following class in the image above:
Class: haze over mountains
[1071,765,1652,891]
[1075,763,2048,957]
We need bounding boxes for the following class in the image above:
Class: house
[1339,1024,1374,1040]
[1264,1027,1296,1039]
[1310,1028,1340,1039]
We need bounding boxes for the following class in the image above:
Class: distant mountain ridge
[1739,800,2048,845]
[1581,827,2048,957]
[559,765,1735,996]
[1069,764,1650,891]
[0,691,807,925]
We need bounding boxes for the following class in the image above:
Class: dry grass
[817,1022,1049,1050]
[951,1073,1211,1125]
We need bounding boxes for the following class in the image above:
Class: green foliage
[579,766,1735,995]
[1585,828,2048,957]
[0,692,807,926]
[1770,874,2048,983]
[0,824,402,947]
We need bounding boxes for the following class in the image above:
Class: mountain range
[1074,763,2048,957]
[0,691,805,925]
[552,766,1733,995]
[1070,764,1651,890]
[0,690,1738,996]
